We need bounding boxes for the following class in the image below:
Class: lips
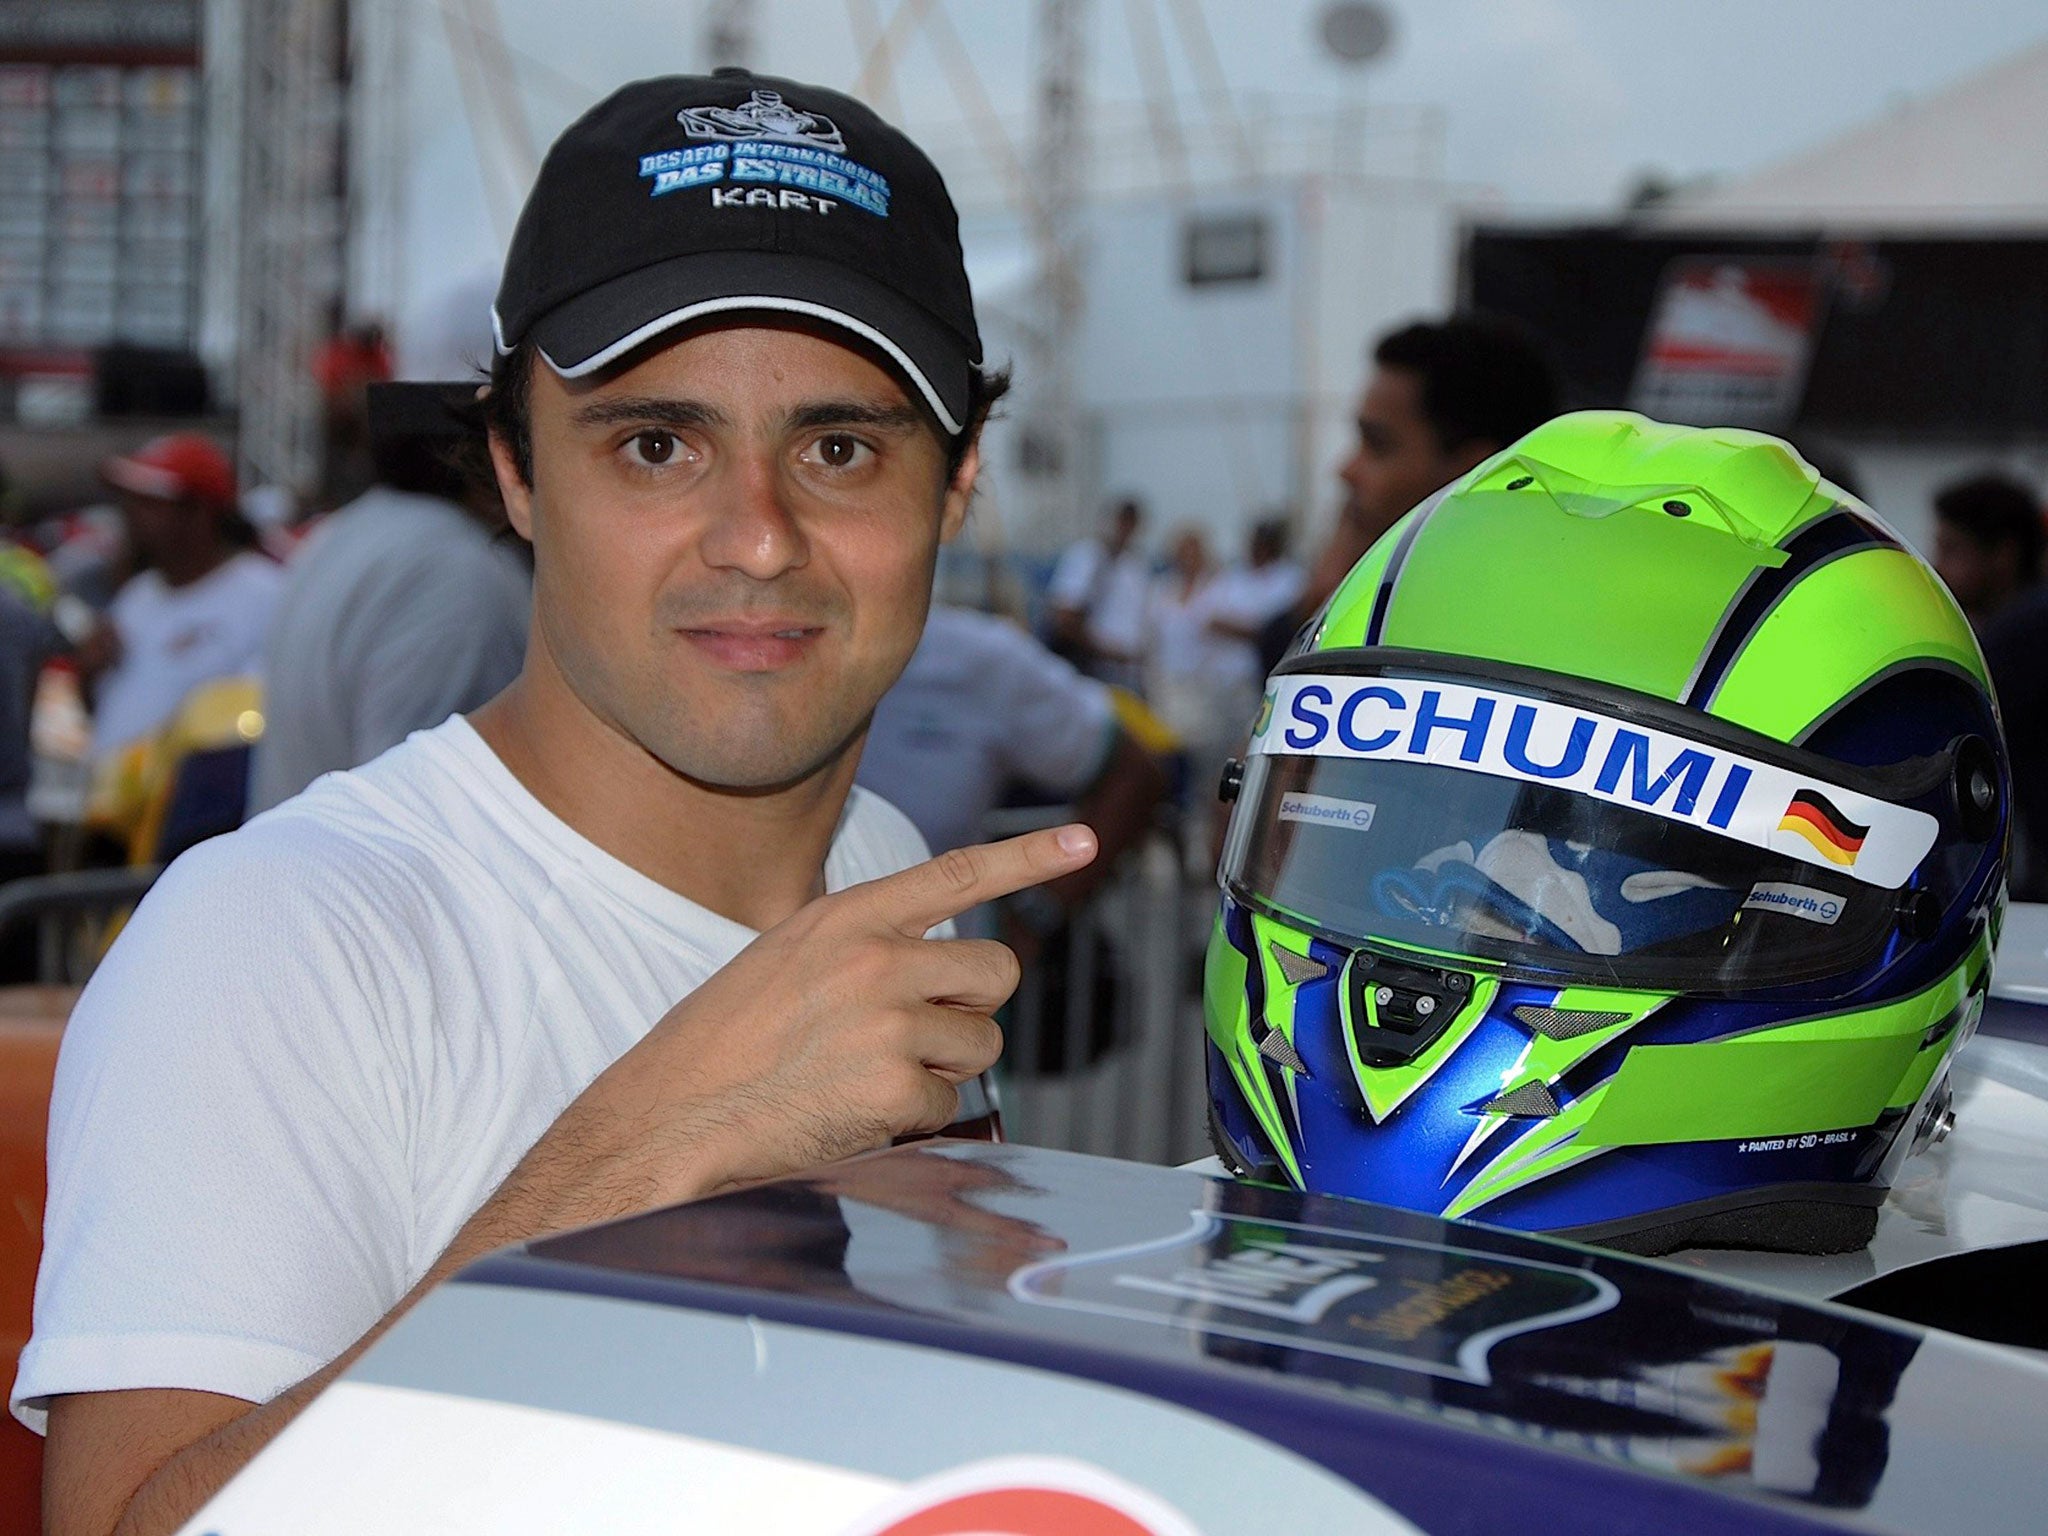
[677,617,825,672]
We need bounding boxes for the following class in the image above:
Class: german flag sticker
[1778,789,1870,866]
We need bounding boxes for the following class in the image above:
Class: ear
[487,426,536,544]
[937,437,982,545]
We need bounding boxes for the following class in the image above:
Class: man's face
[1338,365,1465,546]
[117,491,198,569]
[496,322,975,790]
[1932,520,2010,621]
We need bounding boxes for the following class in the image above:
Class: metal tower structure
[232,0,350,498]
[1025,0,1090,545]
[704,0,757,71]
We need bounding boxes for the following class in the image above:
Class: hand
[548,824,1100,1209]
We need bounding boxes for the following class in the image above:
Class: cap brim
[506,252,975,436]
[101,458,186,501]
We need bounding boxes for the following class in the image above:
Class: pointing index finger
[852,824,1098,936]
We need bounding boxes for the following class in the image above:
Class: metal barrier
[0,866,163,986]
[990,814,1217,1168]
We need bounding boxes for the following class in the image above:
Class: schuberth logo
[1776,789,1869,867]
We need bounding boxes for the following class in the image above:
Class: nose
[698,452,810,580]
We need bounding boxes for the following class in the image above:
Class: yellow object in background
[85,677,265,866]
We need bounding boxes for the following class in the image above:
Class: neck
[157,542,233,588]
[468,645,857,933]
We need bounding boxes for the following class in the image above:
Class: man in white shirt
[1047,497,1152,691]
[82,434,284,762]
[24,71,1096,1535]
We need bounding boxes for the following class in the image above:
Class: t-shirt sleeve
[11,827,420,1430]
[984,621,1117,798]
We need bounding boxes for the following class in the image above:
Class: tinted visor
[1222,751,1901,994]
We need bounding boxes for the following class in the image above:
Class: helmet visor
[1222,671,1938,994]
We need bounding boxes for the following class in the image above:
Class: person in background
[1947,474,2048,897]
[1046,496,1151,692]
[81,435,283,765]
[1204,516,1304,724]
[1259,312,1561,672]
[1929,472,2044,631]
[248,383,530,815]
[858,603,1164,914]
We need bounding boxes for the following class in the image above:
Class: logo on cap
[679,88,846,152]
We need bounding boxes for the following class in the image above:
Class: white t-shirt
[1047,539,1151,659]
[13,716,935,1431]
[91,551,285,760]
[857,606,1116,857]
[1202,560,1307,690]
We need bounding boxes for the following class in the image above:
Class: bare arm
[42,823,1099,1536]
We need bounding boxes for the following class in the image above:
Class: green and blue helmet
[1206,411,2007,1255]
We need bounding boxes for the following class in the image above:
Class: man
[1046,496,1150,691]
[1929,472,2044,630]
[82,434,283,763]
[1258,314,1560,672]
[21,72,1095,1534]
[248,382,531,813]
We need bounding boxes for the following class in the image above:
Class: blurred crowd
[3,301,2048,999]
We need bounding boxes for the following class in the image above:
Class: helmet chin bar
[1347,950,1475,1068]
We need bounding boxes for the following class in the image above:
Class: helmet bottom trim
[1546,1182,1883,1258]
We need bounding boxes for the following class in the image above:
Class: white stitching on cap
[536,294,967,436]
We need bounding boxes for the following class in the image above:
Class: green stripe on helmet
[1706,546,1989,741]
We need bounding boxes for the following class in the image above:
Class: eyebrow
[571,396,727,430]
[568,396,926,436]
[785,400,924,435]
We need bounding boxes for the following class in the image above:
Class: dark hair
[1249,515,1289,562]
[1935,473,2046,582]
[484,337,1010,488]
[1372,313,1561,454]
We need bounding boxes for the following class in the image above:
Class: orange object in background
[0,987,72,1532]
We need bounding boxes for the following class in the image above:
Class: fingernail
[1056,824,1095,856]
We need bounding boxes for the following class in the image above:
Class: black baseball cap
[492,69,982,435]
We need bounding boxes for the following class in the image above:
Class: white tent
[1655,37,2048,230]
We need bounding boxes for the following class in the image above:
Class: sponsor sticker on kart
[1009,1209,1618,1386]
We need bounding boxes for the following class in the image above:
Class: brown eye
[630,430,677,466]
[818,433,859,467]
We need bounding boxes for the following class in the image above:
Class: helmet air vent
[1268,942,1329,988]
[1481,1081,1561,1118]
[1258,1029,1311,1075]
[1513,1005,1631,1041]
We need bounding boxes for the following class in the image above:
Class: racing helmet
[1205,411,2007,1255]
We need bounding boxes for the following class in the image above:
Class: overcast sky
[385,0,2048,349]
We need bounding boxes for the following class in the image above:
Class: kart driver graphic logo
[679,88,847,152]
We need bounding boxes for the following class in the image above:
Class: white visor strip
[1252,674,1939,889]
[507,295,964,436]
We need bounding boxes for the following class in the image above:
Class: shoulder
[833,785,934,883]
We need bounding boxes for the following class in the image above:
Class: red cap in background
[101,434,238,512]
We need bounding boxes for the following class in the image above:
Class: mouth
[677,620,826,673]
